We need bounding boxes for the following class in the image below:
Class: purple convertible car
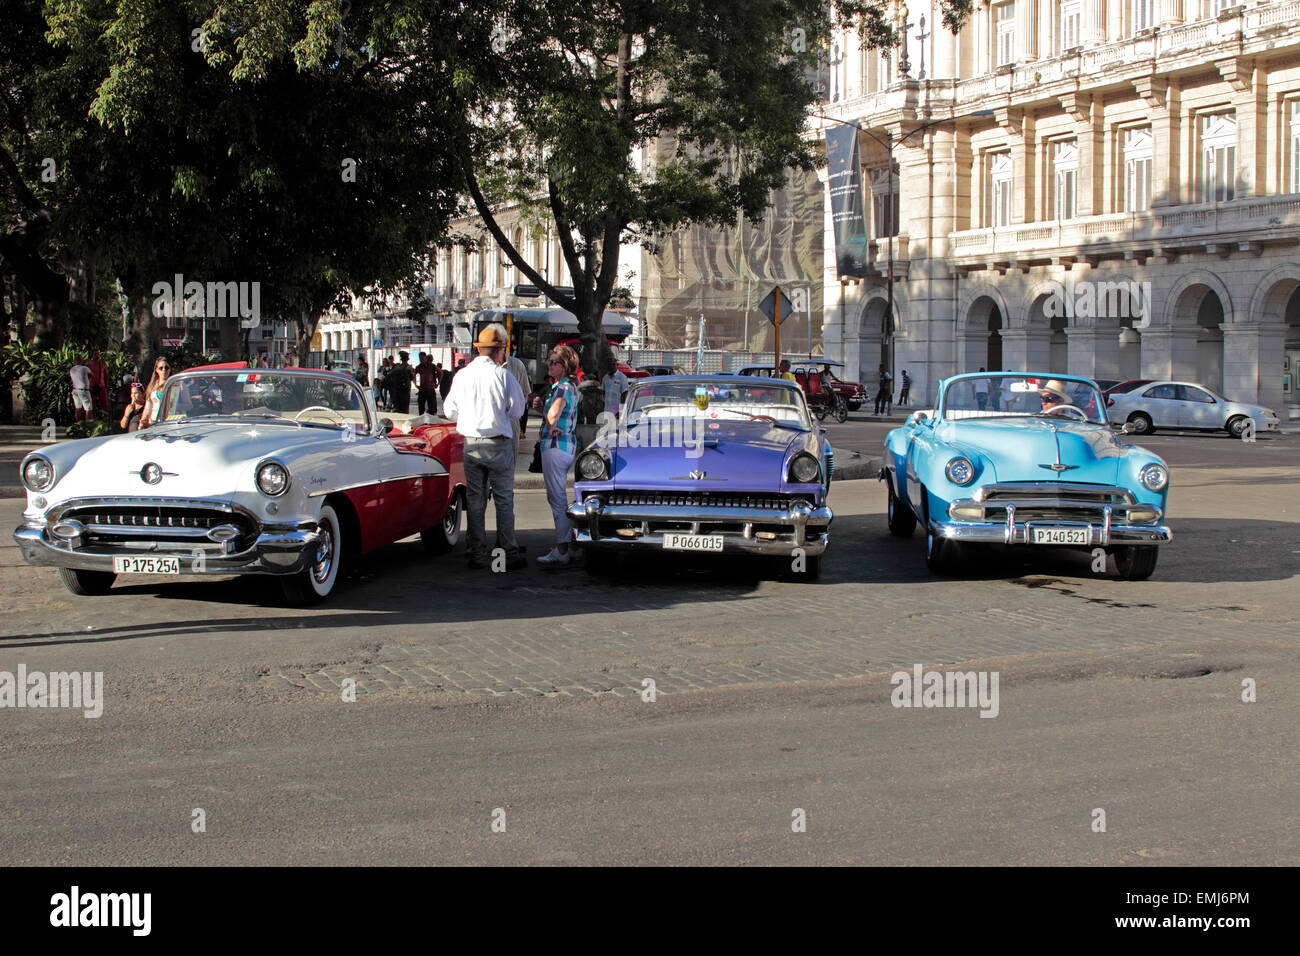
[566,375,834,578]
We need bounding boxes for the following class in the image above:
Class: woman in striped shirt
[538,345,580,566]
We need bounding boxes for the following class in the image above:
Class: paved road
[0,429,1296,864]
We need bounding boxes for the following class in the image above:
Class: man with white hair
[444,326,527,570]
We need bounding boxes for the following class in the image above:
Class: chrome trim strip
[306,472,445,498]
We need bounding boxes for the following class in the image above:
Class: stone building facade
[819,0,1300,417]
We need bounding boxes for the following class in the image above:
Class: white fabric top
[604,368,628,413]
[443,355,525,438]
[69,364,91,389]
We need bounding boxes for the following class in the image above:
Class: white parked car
[1107,381,1280,439]
[14,365,467,604]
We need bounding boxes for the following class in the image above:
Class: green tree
[454,0,972,376]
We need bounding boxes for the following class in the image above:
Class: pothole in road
[1139,662,1242,680]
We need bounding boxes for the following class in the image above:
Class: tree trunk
[219,316,241,361]
[296,310,317,366]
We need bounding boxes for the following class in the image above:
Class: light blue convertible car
[882,372,1172,579]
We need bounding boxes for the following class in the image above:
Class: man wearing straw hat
[443,326,528,570]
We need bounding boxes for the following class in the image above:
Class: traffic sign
[757,287,796,326]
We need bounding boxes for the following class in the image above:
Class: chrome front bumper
[936,483,1172,546]
[566,497,833,556]
[12,524,324,576]
[931,513,1171,547]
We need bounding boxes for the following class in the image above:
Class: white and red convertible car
[14,364,466,604]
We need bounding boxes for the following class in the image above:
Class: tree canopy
[3,0,972,372]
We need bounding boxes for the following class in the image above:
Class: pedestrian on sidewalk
[603,363,629,421]
[898,370,911,407]
[415,351,440,416]
[69,357,93,422]
[443,327,527,571]
[386,351,414,414]
[538,345,580,567]
[120,383,146,433]
[139,357,174,428]
[873,364,892,415]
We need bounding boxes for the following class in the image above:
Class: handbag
[528,439,543,473]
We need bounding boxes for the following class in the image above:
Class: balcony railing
[949,194,1300,261]
[835,2,1300,126]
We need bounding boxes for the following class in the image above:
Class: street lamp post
[814,108,994,401]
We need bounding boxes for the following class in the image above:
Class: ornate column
[1086,0,1108,44]
[1159,0,1183,28]
[1000,328,1053,370]
[932,13,957,79]
[1221,59,1265,198]
[1016,0,1038,61]
[1137,77,1179,206]
[1139,327,1200,381]
[1223,322,1287,410]
[1065,327,1121,380]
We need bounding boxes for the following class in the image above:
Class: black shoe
[505,555,528,571]
[467,556,488,570]
[517,544,528,554]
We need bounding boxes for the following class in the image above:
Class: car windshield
[942,375,1106,425]
[157,371,371,431]
[625,379,811,429]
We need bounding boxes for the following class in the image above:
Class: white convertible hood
[46,422,351,503]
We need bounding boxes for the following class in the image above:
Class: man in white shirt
[443,326,527,570]
[483,323,531,456]
[603,364,628,419]
[69,358,93,422]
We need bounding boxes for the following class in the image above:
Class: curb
[831,453,883,482]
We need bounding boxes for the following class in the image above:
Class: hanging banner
[824,125,871,278]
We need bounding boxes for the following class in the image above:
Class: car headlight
[945,456,976,486]
[21,455,54,492]
[1139,462,1168,492]
[576,450,609,481]
[788,452,822,484]
[256,460,291,496]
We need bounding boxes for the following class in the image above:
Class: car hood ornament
[1039,423,1078,472]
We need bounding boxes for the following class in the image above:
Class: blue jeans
[463,436,518,561]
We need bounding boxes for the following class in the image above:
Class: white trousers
[542,446,575,545]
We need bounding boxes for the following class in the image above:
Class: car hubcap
[313,523,334,584]
[444,498,460,535]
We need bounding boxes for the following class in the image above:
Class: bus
[470,307,636,398]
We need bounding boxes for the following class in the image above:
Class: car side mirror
[906,411,928,427]
[378,418,394,434]
[1118,422,1136,434]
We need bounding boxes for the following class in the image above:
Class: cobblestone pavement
[2,431,1296,707]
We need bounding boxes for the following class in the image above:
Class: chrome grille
[605,491,809,510]
[57,503,258,547]
[975,482,1133,505]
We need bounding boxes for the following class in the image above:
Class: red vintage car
[15,364,466,604]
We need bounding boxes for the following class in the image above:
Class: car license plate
[1031,527,1090,546]
[112,556,182,574]
[662,533,724,552]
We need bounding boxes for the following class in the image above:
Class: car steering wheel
[294,405,348,423]
[1045,404,1087,420]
